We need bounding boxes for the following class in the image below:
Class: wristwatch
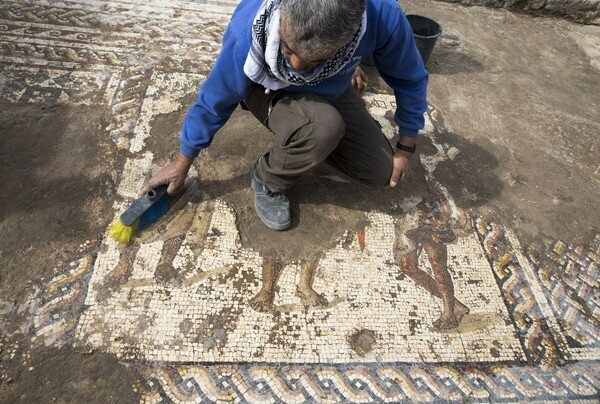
[396,141,417,153]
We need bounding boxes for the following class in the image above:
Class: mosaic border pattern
[527,233,600,360]
[137,362,600,403]
[475,217,563,367]
[33,239,100,348]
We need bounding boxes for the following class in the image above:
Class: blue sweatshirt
[179,0,428,158]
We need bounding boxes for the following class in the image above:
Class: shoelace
[266,189,287,202]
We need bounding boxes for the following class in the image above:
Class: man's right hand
[140,152,194,196]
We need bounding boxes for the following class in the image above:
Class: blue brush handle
[119,185,169,226]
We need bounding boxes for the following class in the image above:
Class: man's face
[280,19,337,72]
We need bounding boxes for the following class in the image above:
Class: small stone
[447,147,461,160]
[28,367,35,371]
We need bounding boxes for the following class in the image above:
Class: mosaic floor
[2,0,598,402]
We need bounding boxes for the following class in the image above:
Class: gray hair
[281,0,366,60]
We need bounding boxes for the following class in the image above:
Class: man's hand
[140,152,194,196]
[389,135,416,187]
[389,150,412,187]
[351,66,368,95]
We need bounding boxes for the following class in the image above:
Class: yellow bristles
[109,218,140,245]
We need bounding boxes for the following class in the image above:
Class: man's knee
[362,146,393,188]
[306,106,345,159]
[327,134,393,188]
[354,143,394,187]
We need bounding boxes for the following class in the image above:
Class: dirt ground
[0,101,138,400]
[0,0,598,401]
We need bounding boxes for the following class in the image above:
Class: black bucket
[406,15,442,66]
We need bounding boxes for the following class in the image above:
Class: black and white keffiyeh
[243,0,367,91]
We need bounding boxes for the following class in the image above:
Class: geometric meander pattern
[2,0,598,402]
[528,234,600,356]
[476,218,564,367]
[138,362,600,403]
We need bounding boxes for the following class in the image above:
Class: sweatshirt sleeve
[372,3,428,137]
[179,26,252,158]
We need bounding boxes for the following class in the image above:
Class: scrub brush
[109,185,172,244]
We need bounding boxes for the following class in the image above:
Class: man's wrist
[396,133,416,153]
[394,149,414,160]
[176,152,194,170]
[395,141,416,153]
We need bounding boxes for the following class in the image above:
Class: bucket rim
[413,31,443,40]
[406,14,443,39]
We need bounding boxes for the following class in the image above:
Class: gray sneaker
[250,162,291,231]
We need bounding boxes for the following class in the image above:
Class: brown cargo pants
[243,83,394,193]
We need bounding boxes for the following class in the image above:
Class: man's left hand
[389,150,412,187]
[351,66,368,95]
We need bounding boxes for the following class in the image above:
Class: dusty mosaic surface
[2,0,598,402]
[75,196,524,364]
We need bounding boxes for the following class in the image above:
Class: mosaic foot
[455,301,470,322]
[432,313,461,330]
[250,290,274,312]
[433,300,470,330]
[295,286,328,307]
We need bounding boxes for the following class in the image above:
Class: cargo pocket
[268,98,310,148]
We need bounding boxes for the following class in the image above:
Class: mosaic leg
[398,247,469,330]
[295,256,328,307]
[250,257,284,312]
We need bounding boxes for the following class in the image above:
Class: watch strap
[396,141,416,153]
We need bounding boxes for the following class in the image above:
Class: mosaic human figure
[250,255,327,312]
[394,197,470,330]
